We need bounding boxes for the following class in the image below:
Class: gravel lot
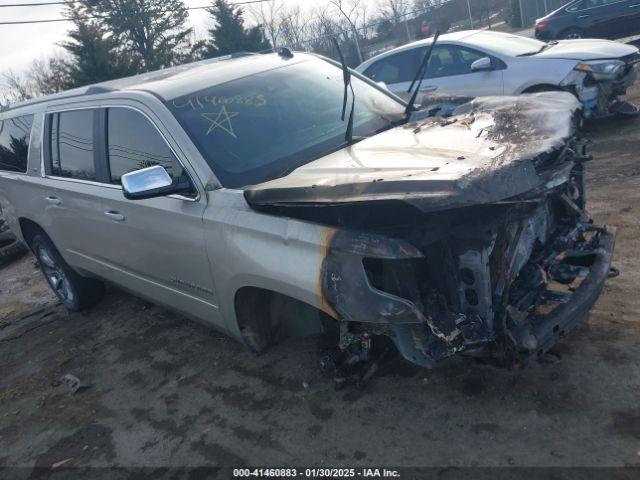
[1,84,640,475]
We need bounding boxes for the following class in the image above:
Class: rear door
[41,108,114,270]
[579,0,632,38]
[90,105,222,325]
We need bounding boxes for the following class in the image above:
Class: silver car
[0,52,616,380]
[356,30,639,118]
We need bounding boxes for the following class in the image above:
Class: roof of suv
[2,51,309,113]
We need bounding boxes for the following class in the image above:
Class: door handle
[578,14,590,18]
[104,210,125,222]
[629,4,640,7]
[419,84,438,92]
[45,196,61,205]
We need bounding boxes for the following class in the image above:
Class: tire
[32,233,104,311]
[562,28,584,40]
[0,233,28,268]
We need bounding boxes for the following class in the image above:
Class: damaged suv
[0,51,615,377]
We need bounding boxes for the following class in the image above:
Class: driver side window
[425,46,488,78]
[106,108,196,197]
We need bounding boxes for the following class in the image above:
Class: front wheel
[562,28,584,39]
[32,234,104,311]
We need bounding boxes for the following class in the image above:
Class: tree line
[1,0,501,105]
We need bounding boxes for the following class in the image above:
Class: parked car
[0,52,615,380]
[535,0,640,41]
[355,30,640,118]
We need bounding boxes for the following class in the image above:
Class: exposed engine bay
[244,92,616,379]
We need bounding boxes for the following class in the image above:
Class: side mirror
[471,57,493,72]
[376,81,390,91]
[122,165,192,200]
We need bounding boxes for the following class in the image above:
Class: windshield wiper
[333,38,355,144]
[518,40,558,56]
[405,31,441,117]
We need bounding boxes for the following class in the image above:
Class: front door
[368,44,504,100]
[91,106,221,325]
[420,45,505,97]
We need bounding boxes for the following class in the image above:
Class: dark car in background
[535,0,640,40]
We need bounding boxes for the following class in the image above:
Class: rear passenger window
[50,110,96,181]
[106,108,190,187]
[0,115,33,173]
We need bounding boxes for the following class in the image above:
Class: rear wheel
[32,234,104,311]
[562,28,584,39]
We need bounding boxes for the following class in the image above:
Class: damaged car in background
[0,49,616,386]
[356,30,640,119]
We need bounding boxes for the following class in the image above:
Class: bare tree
[279,6,311,50]
[304,6,337,45]
[0,56,71,106]
[377,0,410,24]
[330,0,364,62]
[28,56,71,96]
[0,70,33,105]
[249,0,284,48]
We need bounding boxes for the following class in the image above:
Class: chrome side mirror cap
[471,57,493,72]
[122,165,191,200]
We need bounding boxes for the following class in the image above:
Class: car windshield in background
[166,58,406,188]
[469,32,548,57]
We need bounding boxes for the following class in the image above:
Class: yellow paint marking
[201,106,239,138]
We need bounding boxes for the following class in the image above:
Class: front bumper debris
[322,220,616,370]
[575,61,639,119]
[508,226,615,364]
[316,135,616,371]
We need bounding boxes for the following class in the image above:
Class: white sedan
[355,30,639,118]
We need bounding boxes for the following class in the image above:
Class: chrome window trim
[39,110,46,177]
[41,103,202,203]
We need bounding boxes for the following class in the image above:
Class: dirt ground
[1,86,640,476]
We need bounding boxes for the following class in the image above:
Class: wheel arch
[521,83,565,94]
[18,217,46,250]
[233,286,330,354]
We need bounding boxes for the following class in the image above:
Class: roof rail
[0,84,117,113]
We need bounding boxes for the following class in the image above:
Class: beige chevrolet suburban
[0,51,616,380]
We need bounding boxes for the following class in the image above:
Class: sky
[0,0,328,75]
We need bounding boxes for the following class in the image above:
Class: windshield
[469,32,548,57]
[166,58,406,188]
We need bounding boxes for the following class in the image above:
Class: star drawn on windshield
[201,106,239,138]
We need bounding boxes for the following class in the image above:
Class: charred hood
[244,93,581,219]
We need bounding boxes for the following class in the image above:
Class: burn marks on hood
[244,92,582,218]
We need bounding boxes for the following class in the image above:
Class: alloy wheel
[38,245,74,303]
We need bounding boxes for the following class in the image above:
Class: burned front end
[320,182,615,369]
[245,93,616,370]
